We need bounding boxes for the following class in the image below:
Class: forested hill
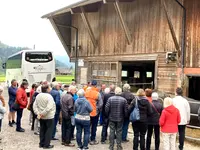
[0,41,70,73]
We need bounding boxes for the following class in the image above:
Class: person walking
[105,87,128,150]
[160,97,181,150]
[121,83,135,143]
[8,79,18,127]
[129,89,152,150]
[85,80,103,145]
[50,81,61,140]
[75,89,93,150]
[60,85,75,147]
[16,81,28,132]
[101,84,115,144]
[173,87,190,150]
[146,92,163,150]
[33,84,56,149]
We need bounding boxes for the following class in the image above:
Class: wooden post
[80,7,97,48]
[161,0,181,57]
[114,0,132,45]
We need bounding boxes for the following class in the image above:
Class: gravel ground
[0,89,199,150]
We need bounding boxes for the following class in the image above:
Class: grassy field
[0,74,74,84]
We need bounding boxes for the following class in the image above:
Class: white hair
[77,89,85,97]
[123,83,131,92]
[51,81,59,88]
[36,86,42,93]
[0,86,3,92]
[104,88,110,94]
[152,92,159,100]
[115,87,122,95]
[68,85,76,92]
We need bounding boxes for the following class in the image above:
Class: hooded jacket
[16,87,28,109]
[159,105,181,133]
[75,97,93,117]
[129,96,153,123]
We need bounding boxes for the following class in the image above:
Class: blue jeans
[52,112,59,138]
[90,114,99,141]
[16,108,23,130]
[75,118,90,148]
[122,118,130,141]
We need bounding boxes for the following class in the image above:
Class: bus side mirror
[2,63,6,69]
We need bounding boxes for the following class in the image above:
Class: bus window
[25,52,53,63]
[6,53,22,69]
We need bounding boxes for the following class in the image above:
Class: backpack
[130,97,140,122]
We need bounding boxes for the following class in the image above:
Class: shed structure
[43,0,200,96]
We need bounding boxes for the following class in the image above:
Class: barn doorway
[188,76,200,101]
[121,61,155,92]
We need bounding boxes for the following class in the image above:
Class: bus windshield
[25,52,53,63]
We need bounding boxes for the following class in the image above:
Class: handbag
[12,101,20,111]
[130,97,140,122]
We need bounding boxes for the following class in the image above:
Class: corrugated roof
[42,0,102,18]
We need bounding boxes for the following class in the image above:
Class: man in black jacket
[105,87,128,150]
[61,85,76,147]
[121,83,135,142]
[101,84,115,144]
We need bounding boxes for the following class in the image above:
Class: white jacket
[0,101,6,120]
[173,96,190,125]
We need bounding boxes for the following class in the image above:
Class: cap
[91,80,97,86]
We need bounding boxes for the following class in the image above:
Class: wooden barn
[42,0,200,99]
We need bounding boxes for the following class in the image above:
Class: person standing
[105,87,128,150]
[16,81,28,132]
[85,80,103,145]
[8,79,18,127]
[145,89,153,103]
[75,89,93,150]
[160,97,181,150]
[121,83,135,143]
[0,86,6,135]
[173,87,190,150]
[101,84,115,144]
[129,89,152,150]
[50,81,61,140]
[33,84,56,149]
[146,92,163,150]
[61,85,75,147]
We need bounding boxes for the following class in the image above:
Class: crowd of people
[0,78,197,150]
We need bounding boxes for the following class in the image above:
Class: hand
[37,114,43,119]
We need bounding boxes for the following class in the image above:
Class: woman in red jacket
[159,97,181,150]
[16,81,28,132]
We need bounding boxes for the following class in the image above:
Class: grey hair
[115,87,122,95]
[123,83,131,92]
[51,81,59,88]
[68,85,76,92]
[110,84,115,92]
[104,88,110,94]
[77,89,85,97]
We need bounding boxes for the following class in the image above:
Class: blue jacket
[50,88,61,113]
[8,86,17,104]
[75,97,92,116]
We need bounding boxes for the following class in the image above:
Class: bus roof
[7,49,53,59]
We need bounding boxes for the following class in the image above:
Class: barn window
[134,71,140,78]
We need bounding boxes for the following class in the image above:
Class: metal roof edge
[41,0,101,19]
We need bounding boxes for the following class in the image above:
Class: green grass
[0,74,74,84]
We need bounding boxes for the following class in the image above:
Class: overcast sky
[0,0,81,56]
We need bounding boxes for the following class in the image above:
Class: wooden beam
[49,18,71,56]
[80,7,97,48]
[161,0,181,57]
[114,0,132,45]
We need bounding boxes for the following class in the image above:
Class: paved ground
[0,88,199,150]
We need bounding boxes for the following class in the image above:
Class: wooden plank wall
[185,0,200,68]
[71,0,182,56]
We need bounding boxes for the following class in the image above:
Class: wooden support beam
[80,7,97,48]
[161,0,181,57]
[114,0,132,45]
[49,18,71,56]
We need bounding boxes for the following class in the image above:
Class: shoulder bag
[130,97,140,122]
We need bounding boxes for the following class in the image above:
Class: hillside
[0,41,72,73]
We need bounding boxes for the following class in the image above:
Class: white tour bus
[3,50,55,93]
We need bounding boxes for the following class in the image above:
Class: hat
[91,80,97,86]
[152,92,159,100]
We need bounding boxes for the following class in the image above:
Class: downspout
[174,0,186,87]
